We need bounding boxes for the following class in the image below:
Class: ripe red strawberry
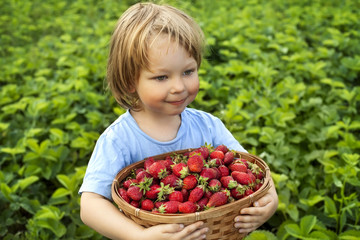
[207,191,228,207]
[148,161,168,179]
[182,175,198,190]
[178,201,197,213]
[218,165,230,177]
[136,170,152,182]
[220,176,238,189]
[187,155,204,173]
[130,200,140,208]
[172,162,189,178]
[141,199,155,211]
[123,178,138,189]
[208,158,223,167]
[181,188,189,202]
[197,197,209,211]
[168,190,184,202]
[145,184,161,200]
[210,150,224,160]
[212,167,221,179]
[159,201,180,213]
[200,168,217,180]
[230,185,246,200]
[161,159,174,172]
[215,145,228,154]
[204,189,213,199]
[254,182,263,191]
[155,201,166,209]
[198,145,210,159]
[208,179,221,192]
[135,168,145,175]
[223,151,235,165]
[232,171,254,185]
[246,169,257,183]
[161,174,183,189]
[245,189,254,196]
[144,157,155,170]
[118,187,131,203]
[229,162,247,173]
[127,185,143,201]
[238,158,249,168]
[188,186,205,202]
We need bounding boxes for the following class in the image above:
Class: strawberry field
[1,0,359,239]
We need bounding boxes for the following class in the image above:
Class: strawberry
[157,182,175,201]
[188,186,205,202]
[123,178,138,189]
[179,201,197,213]
[136,170,152,182]
[145,184,161,200]
[208,158,223,167]
[238,158,249,168]
[207,191,228,207]
[144,157,155,170]
[246,170,257,183]
[130,200,140,208]
[135,168,145,175]
[210,150,224,160]
[181,188,189,202]
[254,182,263,191]
[182,175,198,190]
[172,162,189,178]
[118,187,131,203]
[229,162,247,173]
[159,201,180,213]
[212,167,221,179]
[161,159,174,172]
[141,199,155,211]
[218,165,230,177]
[187,155,204,173]
[245,189,254,196]
[248,162,264,180]
[204,189,213,199]
[197,197,209,211]
[200,168,217,180]
[231,171,254,185]
[161,174,183,189]
[223,151,235,165]
[208,179,221,192]
[230,185,246,200]
[155,201,166,209]
[198,144,210,159]
[215,144,228,154]
[127,185,143,201]
[148,161,168,179]
[168,190,184,202]
[220,176,238,189]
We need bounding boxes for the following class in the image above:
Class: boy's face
[135,35,199,117]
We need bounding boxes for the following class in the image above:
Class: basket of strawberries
[111,145,272,240]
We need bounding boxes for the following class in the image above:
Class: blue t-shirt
[79,108,246,200]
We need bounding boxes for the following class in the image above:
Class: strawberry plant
[1,0,359,239]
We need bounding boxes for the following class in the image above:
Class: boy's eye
[183,69,195,76]
[155,75,167,81]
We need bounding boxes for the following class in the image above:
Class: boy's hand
[142,221,208,240]
[233,180,278,234]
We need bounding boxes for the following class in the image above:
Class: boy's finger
[161,223,184,233]
[254,195,272,207]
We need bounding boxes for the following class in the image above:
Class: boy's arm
[80,192,208,240]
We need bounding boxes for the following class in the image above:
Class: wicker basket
[112,149,272,240]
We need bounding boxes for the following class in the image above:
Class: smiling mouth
[167,98,186,105]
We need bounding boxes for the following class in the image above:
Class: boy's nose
[170,76,185,93]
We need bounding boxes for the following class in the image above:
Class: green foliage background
[1,0,359,239]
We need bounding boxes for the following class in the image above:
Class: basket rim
[111,149,271,223]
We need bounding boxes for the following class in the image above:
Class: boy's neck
[130,110,182,142]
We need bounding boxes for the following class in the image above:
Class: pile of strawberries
[117,144,264,214]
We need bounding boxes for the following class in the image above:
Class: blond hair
[107,2,205,110]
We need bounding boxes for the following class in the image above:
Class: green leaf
[51,188,71,199]
[56,174,71,189]
[17,176,39,191]
[339,230,360,240]
[285,223,303,239]
[324,196,337,216]
[1,183,13,201]
[300,215,317,236]
[244,230,278,240]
